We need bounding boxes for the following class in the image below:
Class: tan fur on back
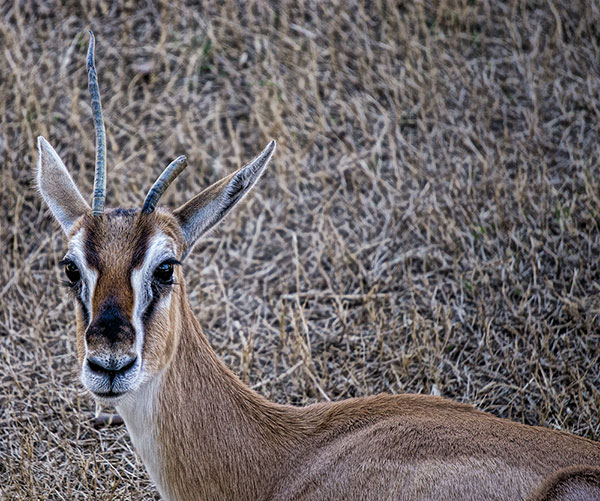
[40,158,600,501]
[55,209,600,501]
[135,282,600,501]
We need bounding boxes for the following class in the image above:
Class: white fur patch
[116,375,170,498]
[131,232,176,368]
[66,229,98,330]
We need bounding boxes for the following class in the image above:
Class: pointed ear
[37,136,90,235]
[173,141,276,259]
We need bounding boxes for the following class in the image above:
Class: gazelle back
[37,32,600,501]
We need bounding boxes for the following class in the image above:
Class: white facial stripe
[67,229,98,331]
[131,232,177,359]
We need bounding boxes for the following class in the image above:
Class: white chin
[81,367,143,403]
[92,391,127,405]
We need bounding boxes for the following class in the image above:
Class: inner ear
[37,136,90,235]
[173,141,276,259]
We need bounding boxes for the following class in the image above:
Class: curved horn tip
[141,154,189,214]
[86,31,95,69]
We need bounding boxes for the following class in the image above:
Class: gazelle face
[36,32,275,406]
[62,210,184,403]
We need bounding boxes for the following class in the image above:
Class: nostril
[87,358,107,374]
[121,356,137,373]
[87,356,138,375]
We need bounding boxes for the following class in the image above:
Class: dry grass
[1,0,600,498]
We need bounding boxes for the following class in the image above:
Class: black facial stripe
[142,270,176,326]
[129,230,151,274]
[76,294,90,326]
[84,224,102,271]
[142,289,160,326]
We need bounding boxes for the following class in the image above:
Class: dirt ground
[1,1,600,499]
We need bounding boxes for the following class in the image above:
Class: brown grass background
[1,0,600,498]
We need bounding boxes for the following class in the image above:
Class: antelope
[36,32,600,501]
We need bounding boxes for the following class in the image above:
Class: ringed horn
[86,30,187,216]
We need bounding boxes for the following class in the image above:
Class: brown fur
[71,209,182,368]
[144,276,600,500]
[38,137,600,500]
[54,209,600,501]
[83,210,154,317]
[527,466,600,501]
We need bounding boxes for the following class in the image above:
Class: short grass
[1,0,600,498]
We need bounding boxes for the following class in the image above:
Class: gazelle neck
[117,286,310,501]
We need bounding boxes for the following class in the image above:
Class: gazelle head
[37,32,275,404]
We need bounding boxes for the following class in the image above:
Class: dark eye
[153,262,174,283]
[64,261,80,283]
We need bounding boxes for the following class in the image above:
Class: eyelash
[151,276,178,295]
[152,279,171,291]
[60,279,83,303]
[59,259,80,290]
[150,259,180,293]
[61,279,78,289]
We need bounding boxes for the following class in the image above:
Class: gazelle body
[37,33,600,501]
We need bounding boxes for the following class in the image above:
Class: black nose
[86,298,136,346]
[87,355,137,377]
